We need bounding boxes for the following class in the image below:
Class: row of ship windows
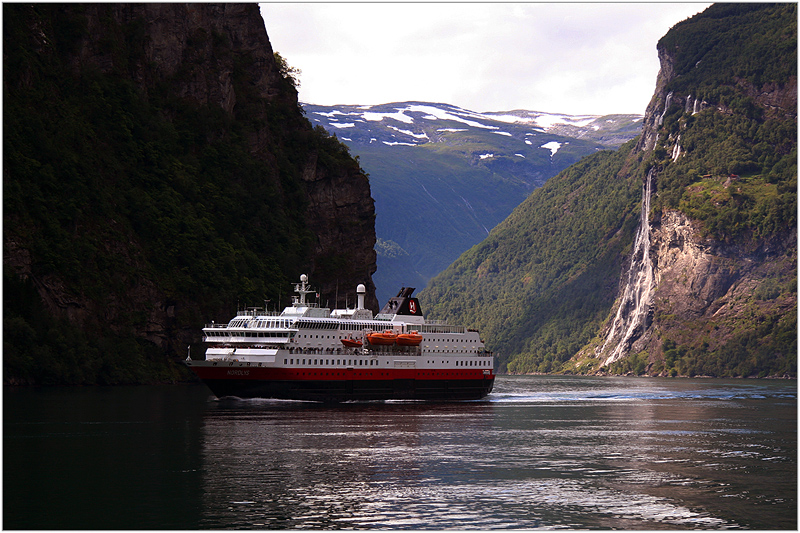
[286,358,377,366]
[209,331,483,344]
[208,332,289,338]
[295,334,479,344]
[229,319,292,329]
[300,322,374,331]
[283,358,491,368]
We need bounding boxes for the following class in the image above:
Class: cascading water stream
[598,168,656,365]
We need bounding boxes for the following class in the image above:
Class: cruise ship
[186,275,495,402]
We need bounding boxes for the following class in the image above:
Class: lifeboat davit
[341,337,363,348]
[367,330,397,345]
[396,332,423,346]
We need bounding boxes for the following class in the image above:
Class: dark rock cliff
[4,4,377,384]
[589,4,796,377]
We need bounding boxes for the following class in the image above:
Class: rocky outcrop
[642,210,796,366]
[593,3,796,375]
[81,3,376,307]
[4,3,377,382]
[636,46,677,153]
[73,4,281,112]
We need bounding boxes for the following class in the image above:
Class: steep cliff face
[626,209,796,370]
[73,5,281,114]
[419,4,794,378]
[4,4,377,385]
[71,4,379,303]
[591,3,796,377]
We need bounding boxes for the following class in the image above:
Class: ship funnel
[356,284,366,309]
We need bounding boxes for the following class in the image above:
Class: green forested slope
[420,142,642,372]
[420,3,796,377]
[3,5,369,385]
[652,3,796,240]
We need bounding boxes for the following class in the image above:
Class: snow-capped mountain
[302,101,642,304]
[305,101,641,151]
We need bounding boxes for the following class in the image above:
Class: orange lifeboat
[367,330,397,345]
[396,332,423,346]
[341,337,363,348]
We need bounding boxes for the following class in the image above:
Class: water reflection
[6,377,790,529]
[198,401,492,528]
[196,376,796,529]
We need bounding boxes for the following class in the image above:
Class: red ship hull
[188,363,495,402]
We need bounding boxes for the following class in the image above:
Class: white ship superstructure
[186,275,495,402]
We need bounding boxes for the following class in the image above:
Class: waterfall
[598,168,656,365]
[671,135,682,161]
[657,92,673,126]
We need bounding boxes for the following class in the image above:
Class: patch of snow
[403,104,498,130]
[383,141,417,147]
[313,110,347,118]
[492,131,513,137]
[486,113,537,124]
[388,125,429,140]
[363,111,415,124]
[534,114,597,129]
[515,153,525,158]
[330,122,355,129]
[540,141,562,157]
[479,153,494,160]
[438,128,467,132]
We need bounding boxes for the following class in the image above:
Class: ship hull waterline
[188,362,495,402]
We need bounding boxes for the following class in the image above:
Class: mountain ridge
[304,101,642,303]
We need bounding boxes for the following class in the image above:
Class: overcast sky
[259,3,711,116]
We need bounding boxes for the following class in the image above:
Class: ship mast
[293,274,314,306]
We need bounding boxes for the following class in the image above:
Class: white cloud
[260,3,710,115]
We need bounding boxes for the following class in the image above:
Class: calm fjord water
[4,375,796,529]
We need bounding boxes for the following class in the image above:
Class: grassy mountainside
[420,141,643,373]
[3,4,375,385]
[420,3,796,377]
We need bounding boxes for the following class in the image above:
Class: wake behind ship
[186,275,495,402]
